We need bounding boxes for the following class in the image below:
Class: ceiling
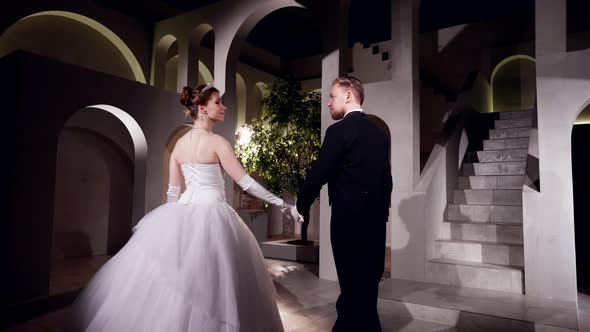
[97,0,590,60]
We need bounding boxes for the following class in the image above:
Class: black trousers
[330,203,387,332]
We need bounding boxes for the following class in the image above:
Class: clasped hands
[280,201,305,224]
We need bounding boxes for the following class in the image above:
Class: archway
[236,73,247,129]
[573,102,590,294]
[51,104,147,296]
[154,34,178,90]
[491,55,536,112]
[219,1,308,141]
[189,24,215,87]
[199,60,214,85]
[247,81,268,123]
[226,3,321,239]
[0,11,145,83]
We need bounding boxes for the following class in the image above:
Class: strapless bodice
[177,163,226,204]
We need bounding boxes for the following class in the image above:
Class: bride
[66,83,302,331]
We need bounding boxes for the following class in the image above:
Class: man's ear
[346,90,353,103]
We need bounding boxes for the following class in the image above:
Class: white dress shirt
[344,108,363,118]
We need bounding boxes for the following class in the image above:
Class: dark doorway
[573,124,590,293]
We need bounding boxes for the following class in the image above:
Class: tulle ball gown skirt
[66,189,284,332]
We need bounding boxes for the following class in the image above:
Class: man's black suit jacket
[297,111,393,223]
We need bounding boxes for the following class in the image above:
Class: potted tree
[236,77,320,246]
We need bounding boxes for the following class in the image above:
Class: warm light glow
[20,11,146,83]
[490,54,536,113]
[491,54,536,85]
[237,125,253,145]
[575,104,590,125]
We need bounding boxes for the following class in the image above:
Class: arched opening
[248,82,268,123]
[228,3,322,241]
[154,34,178,90]
[236,73,247,129]
[51,105,147,296]
[190,24,215,87]
[573,102,590,294]
[199,60,214,85]
[164,39,179,92]
[491,55,536,112]
[0,11,145,82]
[161,125,191,202]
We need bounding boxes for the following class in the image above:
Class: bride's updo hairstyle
[180,83,219,120]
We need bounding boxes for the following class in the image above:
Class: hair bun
[180,86,194,109]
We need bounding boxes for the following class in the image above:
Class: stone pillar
[318,0,349,281]
[536,0,566,57]
[214,34,238,207]
[523,0,577,301]
[187,36,200,88]
[176,35,189,92]
[388,0,423,281]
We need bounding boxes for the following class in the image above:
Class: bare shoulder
[212,133,232,150]
[211,133,228,143]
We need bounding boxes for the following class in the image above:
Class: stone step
[453,189,522,205]
[457,175,525,189]
[498,109,535,120]
[461,162,526,176]
[446,204,522,223]
[435,239,524,266]
[426,258,524,294]
[483,137,529,150]
[441,221,523,244]
[494,117,533,129]
[489,128,531,139]
[379,278,578,331]
[476,148,527,162]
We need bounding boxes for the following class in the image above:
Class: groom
[297,76,393,331]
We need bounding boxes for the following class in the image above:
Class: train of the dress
[66,201,284,332]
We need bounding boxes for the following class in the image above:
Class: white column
[523,0,577,301]
[176,35,189,92]
[318,0,349,281]
[214,32,238,207]
[388,0,424,281]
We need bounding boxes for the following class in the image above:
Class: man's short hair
[332,76,364,104]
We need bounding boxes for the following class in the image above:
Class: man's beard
[330,109,344,120]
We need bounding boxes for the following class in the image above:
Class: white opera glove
[237,175,302,223]
[237,175,284,206]
[282,202,304,224]
[166,184,180,203]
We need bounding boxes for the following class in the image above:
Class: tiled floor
[579,293,590,332]
[49,255,111,295]
[7,253,586,332]
[6,252,444,332]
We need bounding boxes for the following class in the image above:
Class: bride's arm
[215,136,283,207]
[215,136,303,222]
[166,146,183,203]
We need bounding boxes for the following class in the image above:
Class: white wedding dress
[67,163,284,332]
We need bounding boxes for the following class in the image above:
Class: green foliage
[236,78,321,197]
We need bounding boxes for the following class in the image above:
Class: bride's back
[173,128,219,165]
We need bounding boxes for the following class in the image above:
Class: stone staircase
[426,109,534,294]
